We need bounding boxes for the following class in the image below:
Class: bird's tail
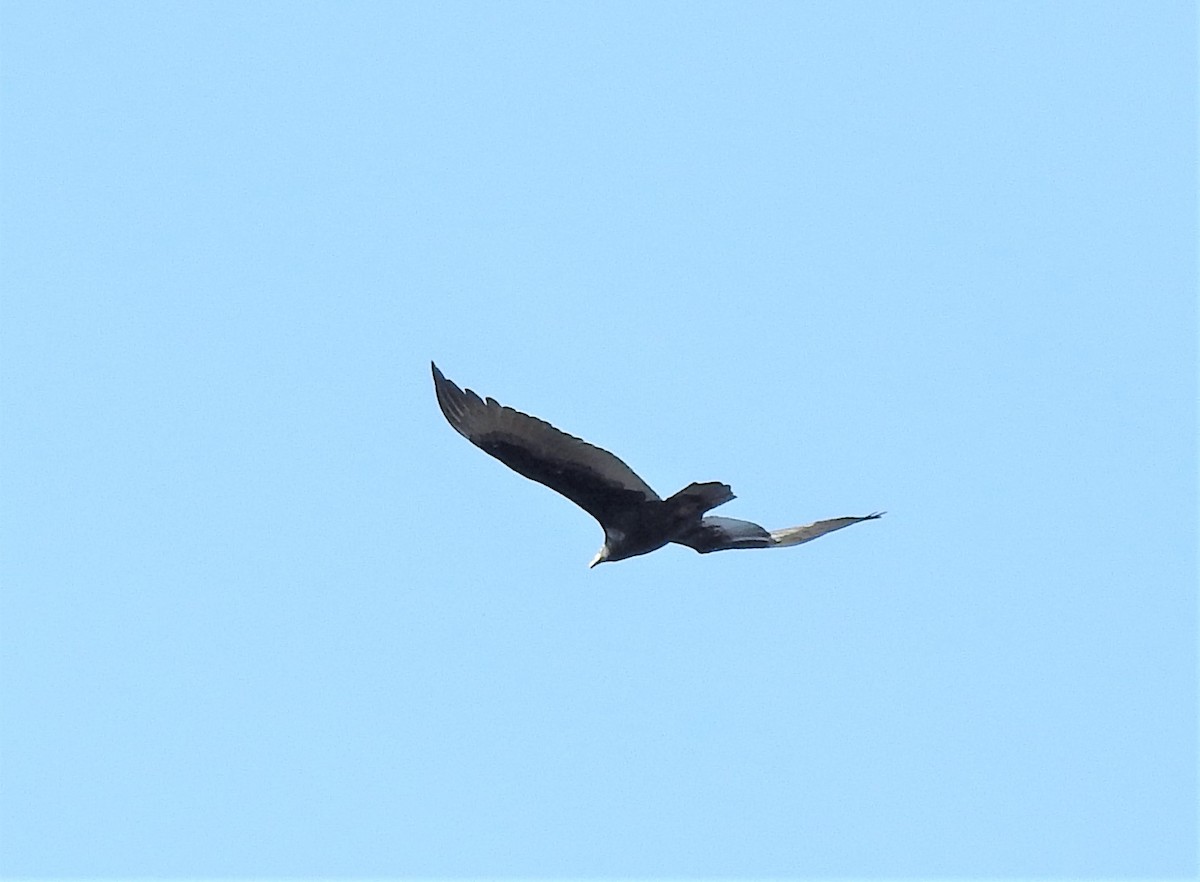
[666,481,735,517]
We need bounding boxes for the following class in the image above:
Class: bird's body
[432,362,882,567]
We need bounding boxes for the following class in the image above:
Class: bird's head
[588,545,610,568]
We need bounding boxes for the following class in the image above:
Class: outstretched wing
[675,512,884,554]
[432,363,660,524]
[768,513,885,547]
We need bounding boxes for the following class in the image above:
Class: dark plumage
[432,362,883,567]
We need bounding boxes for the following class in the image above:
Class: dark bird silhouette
[432,362,883,567]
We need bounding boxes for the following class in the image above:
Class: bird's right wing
[675,512,884,553]
[768,512,885,547]
[432,363,660,523]
[672,516,774,552]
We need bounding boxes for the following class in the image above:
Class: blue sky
[1,1,1195,877]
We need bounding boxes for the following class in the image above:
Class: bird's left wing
[675,512,884,553]
[432,363,661,523]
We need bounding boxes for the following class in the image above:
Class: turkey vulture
[432,362,883,567]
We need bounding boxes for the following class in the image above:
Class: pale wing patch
[769,512,885,547]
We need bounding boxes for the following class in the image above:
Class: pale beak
[588,550,605,568]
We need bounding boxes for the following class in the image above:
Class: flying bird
[432,362,883,567]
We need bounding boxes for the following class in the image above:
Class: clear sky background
[1,1,1195,878]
